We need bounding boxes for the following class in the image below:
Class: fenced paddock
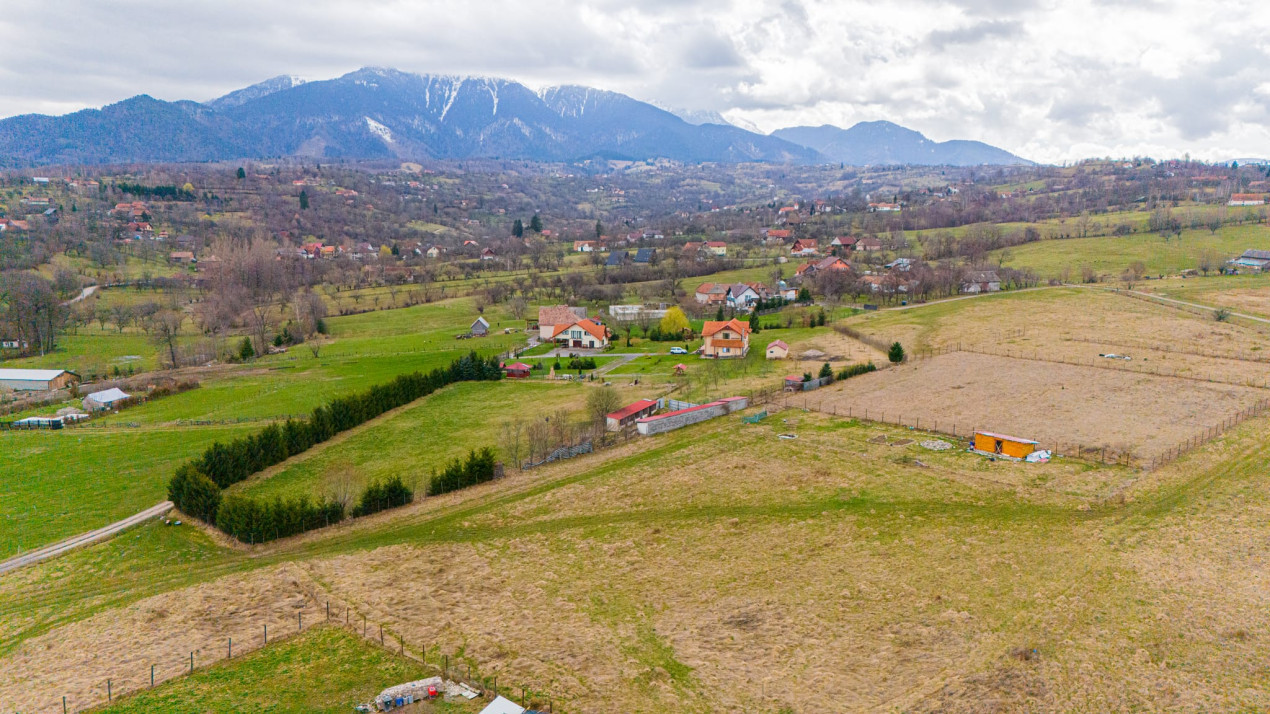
[798,351,1270,468]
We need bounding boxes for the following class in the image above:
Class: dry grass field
[7,287,1270,712]
[804,351,1268,461]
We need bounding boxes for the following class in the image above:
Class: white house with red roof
[550,318,610,349]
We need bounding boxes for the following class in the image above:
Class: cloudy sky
[1,0,1267,163]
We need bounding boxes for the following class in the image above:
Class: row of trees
[169,352,504,541]
[426,448,499,496]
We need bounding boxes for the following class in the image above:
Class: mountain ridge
[773,121,1031,166]
[0,68,1029,166]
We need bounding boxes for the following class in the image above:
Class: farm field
[232,379,653,502]
[5,403,1270,711]
[845,285,1270,365]
[804,351,1268,462]
[992,223,1270,279]
[1138,272,1270,318]
[0,424,257,560]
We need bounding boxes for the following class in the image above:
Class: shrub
[818,362,833,379]
[836,361,877,380]
[427,447,499,496]
[351,476,413,517]
[888,341,906,363]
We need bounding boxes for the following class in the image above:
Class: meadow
[96,627,460,713]
[5,282,1270,712]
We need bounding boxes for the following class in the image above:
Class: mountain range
[0,67,1030,167]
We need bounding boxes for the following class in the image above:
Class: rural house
[605,250,629,267]
[726,283,763,311]
[961,270,1002,294]
[705,241,728,256]
[606,398,659,430]
[470,316,490,336]
[633,247,656,264]
[550,319,610,349]
[701,319,751,358]
[766,339,789,359]
[0,368,79,392]
[537,305,587,340]
[1230,249,1270,271]
[855,237,883,251]
[1227,193,1267,207]
[790,239,817,256]
[764,229,792,244]
[694,282,730,305]
[573,240,598,252]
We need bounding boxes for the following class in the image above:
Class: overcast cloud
[0,0,1266,163]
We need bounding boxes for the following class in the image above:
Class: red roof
[504,362,532,371]
[607,399,658,421]
[551,318,607,341]
[702,318,750,338]
[705,241,727,248]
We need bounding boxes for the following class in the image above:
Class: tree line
[168,351,504,542]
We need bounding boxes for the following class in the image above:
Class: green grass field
[993,223,1270,278]
[0,425,257,559]
[231,380,606,502]
[97,626,460,714]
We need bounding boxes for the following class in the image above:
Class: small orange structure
[973,431,1038,459]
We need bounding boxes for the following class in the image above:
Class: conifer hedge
[168,352,503,542]
[426,447,499,496]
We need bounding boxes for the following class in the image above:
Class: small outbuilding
[784,375,805,392]
[470,316,490,336]
[972,431,1038,459]
[503,362,532,379]
[83,387,131,411]
[766,339,789,360]
[606,398,659,431]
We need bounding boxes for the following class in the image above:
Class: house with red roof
[764,229,792,244]
[701,319,750,359]
[550,318,610,349]
[790,239,817,256]
[605,399,659,431]
[704,241,728,256]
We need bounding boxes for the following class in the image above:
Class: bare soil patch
[806,351,1268,461]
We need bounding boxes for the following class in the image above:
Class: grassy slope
[96,626,459,714]
[0,297,527,558]
[994,223,1270,278]
[0,425,256,560]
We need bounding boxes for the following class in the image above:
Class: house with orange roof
[764,228,792,244]
[790,238,817,256]
[701,319,750,359]
[704,241,727,257]
[550,318,610,349]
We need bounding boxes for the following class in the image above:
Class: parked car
[669,346,687,354]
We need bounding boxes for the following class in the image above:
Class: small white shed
[83,387,131,411]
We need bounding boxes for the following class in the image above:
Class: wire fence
[907,342,1270,390]
[781,355,1270,472]
[48,596,565,713]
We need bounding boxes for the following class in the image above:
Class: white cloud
[0,0,1266,162]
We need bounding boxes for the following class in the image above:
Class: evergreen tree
[595,220,603,239]
[236,167,246,179]
[888,341,906,364]
[239,337,255,361]
[798,287,812,303]
[819,362,833,379]
[529,213,543,233]
[715,306,725,321]
[512,219,524,238]
[299,190,309,210]
[749,315,760,333]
